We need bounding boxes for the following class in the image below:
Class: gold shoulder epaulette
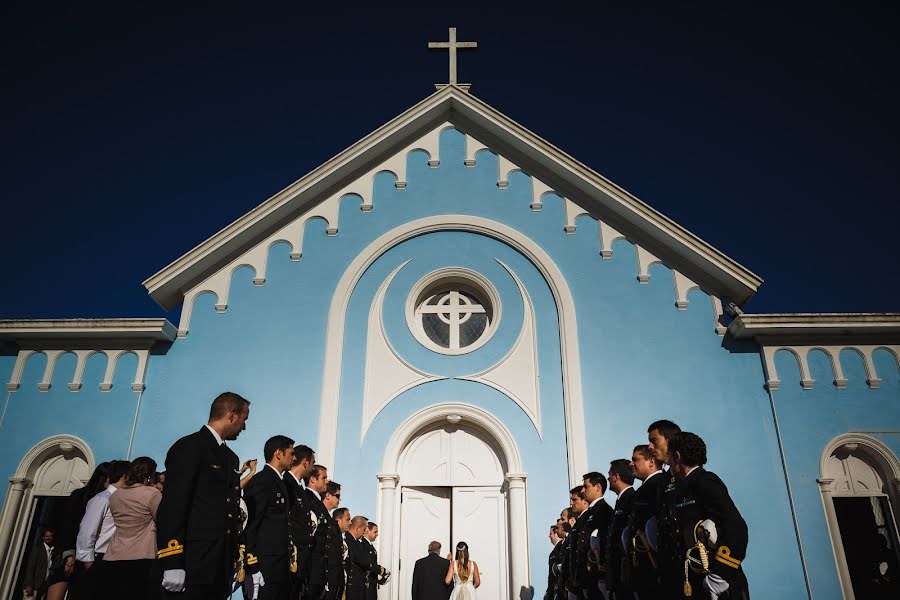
[714,545,741,569]
[157,539,184,558]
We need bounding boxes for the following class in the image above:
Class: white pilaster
[0,478,31,588]
[506,473,529,598]
[377,474,399,600]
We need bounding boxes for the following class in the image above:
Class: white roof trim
[729,313,900,340]
[143,85,763,311]
[0,319,177,343]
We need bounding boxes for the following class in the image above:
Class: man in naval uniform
[667,432,749,600]
[624,445,664,600]
[360,521,388,600]
[647,419,683,599]
[309,481,344,600]
[575,472,613,600]
[545,525,563,600]
[283,445,315,599]
[606,459,636,600]
[565,490,588,599]
[304,465,331,599]
[243,435,296,600]
[156,392,249,599]
[343,516,383,600]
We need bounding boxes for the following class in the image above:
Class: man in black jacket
[304,465,331,599]
[344,516,382,600]
[157,392,249,599]
[411,541,452,600]
[624,445,664,599]
[606,459,636,600]
[360,522,387,600]
[283,444,315,599]
[575,473,613,600]
[544,525,563,600]
[22,527,59,600]
[668,432,749,600]
[648,419,683,599]
[244,435,295,600]
[308,480,344,600]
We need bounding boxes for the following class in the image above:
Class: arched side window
[819,434,900,599]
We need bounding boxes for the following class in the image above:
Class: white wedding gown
[449,560,477,600]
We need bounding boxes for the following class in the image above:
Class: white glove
[161,569,186,592]
[703,573,730,600]
[251,571,266,599]
[700,518,718,546]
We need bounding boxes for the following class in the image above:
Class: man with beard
[157,392,249,599]
[624,445,664,599]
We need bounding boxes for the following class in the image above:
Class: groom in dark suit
[411,541,452,600]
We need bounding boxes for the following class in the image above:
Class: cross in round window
[408,270,500,355]
[419,290,489,350]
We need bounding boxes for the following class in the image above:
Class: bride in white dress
[444,541,481,600]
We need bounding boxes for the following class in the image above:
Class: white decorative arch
[380,403,523,475]
[317,214,587,485]
[818,433,900,600]
[0,435,95,598]
[376,403,529,600]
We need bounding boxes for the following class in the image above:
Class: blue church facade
[0,86,897,599]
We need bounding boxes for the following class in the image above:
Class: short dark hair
[582,472,607,494]
[668,432,707,467]
[126,457,157,486]
[110,460,131,484]
[560,522,572,533]
[569,486,585,500]
[325,481,341,497]
[367,521,378,529]
[633,444,654,462]
[333,507,349,520]
[428,541,441,553]
[305,464,327,484]
[609,459,634,485]
[209,392,250,421]
[293,444,315,464]
[648,419,681,440]
[264,435,295,462]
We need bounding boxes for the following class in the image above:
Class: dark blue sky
[2,3,898,321]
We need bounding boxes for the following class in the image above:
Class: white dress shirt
[44,542,53,578]
[205,424,224,446]
[76,485,118,561]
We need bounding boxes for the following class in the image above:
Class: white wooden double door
[399,485,508,600]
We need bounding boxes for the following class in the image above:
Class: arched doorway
[819,434,900,599]
[377,403,529,600]
[0,435,93,599]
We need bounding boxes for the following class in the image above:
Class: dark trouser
[257,580,290,600]
[162,584,230,600]
[96,559,155,600]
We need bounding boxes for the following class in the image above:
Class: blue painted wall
[2,127,867,597]
[773,346,900,599]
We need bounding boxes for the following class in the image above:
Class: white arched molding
[0,435,95,598]
[762,345,897,391]
[318,215,587,485]
[458,260,541,436]
[377,403,527,600]
[6,349,150,393]
[361,261,447,442]
[818,433,900,600]
[598,220,625,259]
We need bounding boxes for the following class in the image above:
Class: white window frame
[818,433,900,600]
[405,267,501,356]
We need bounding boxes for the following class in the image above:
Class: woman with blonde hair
[444,541,480,600]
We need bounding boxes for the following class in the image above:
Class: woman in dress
[445,541,481,600]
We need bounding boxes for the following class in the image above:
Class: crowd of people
[544,420,750,600]
[20,394,750,600]
[22,391,386,600]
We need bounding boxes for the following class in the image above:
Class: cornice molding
[0,319,177,344]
